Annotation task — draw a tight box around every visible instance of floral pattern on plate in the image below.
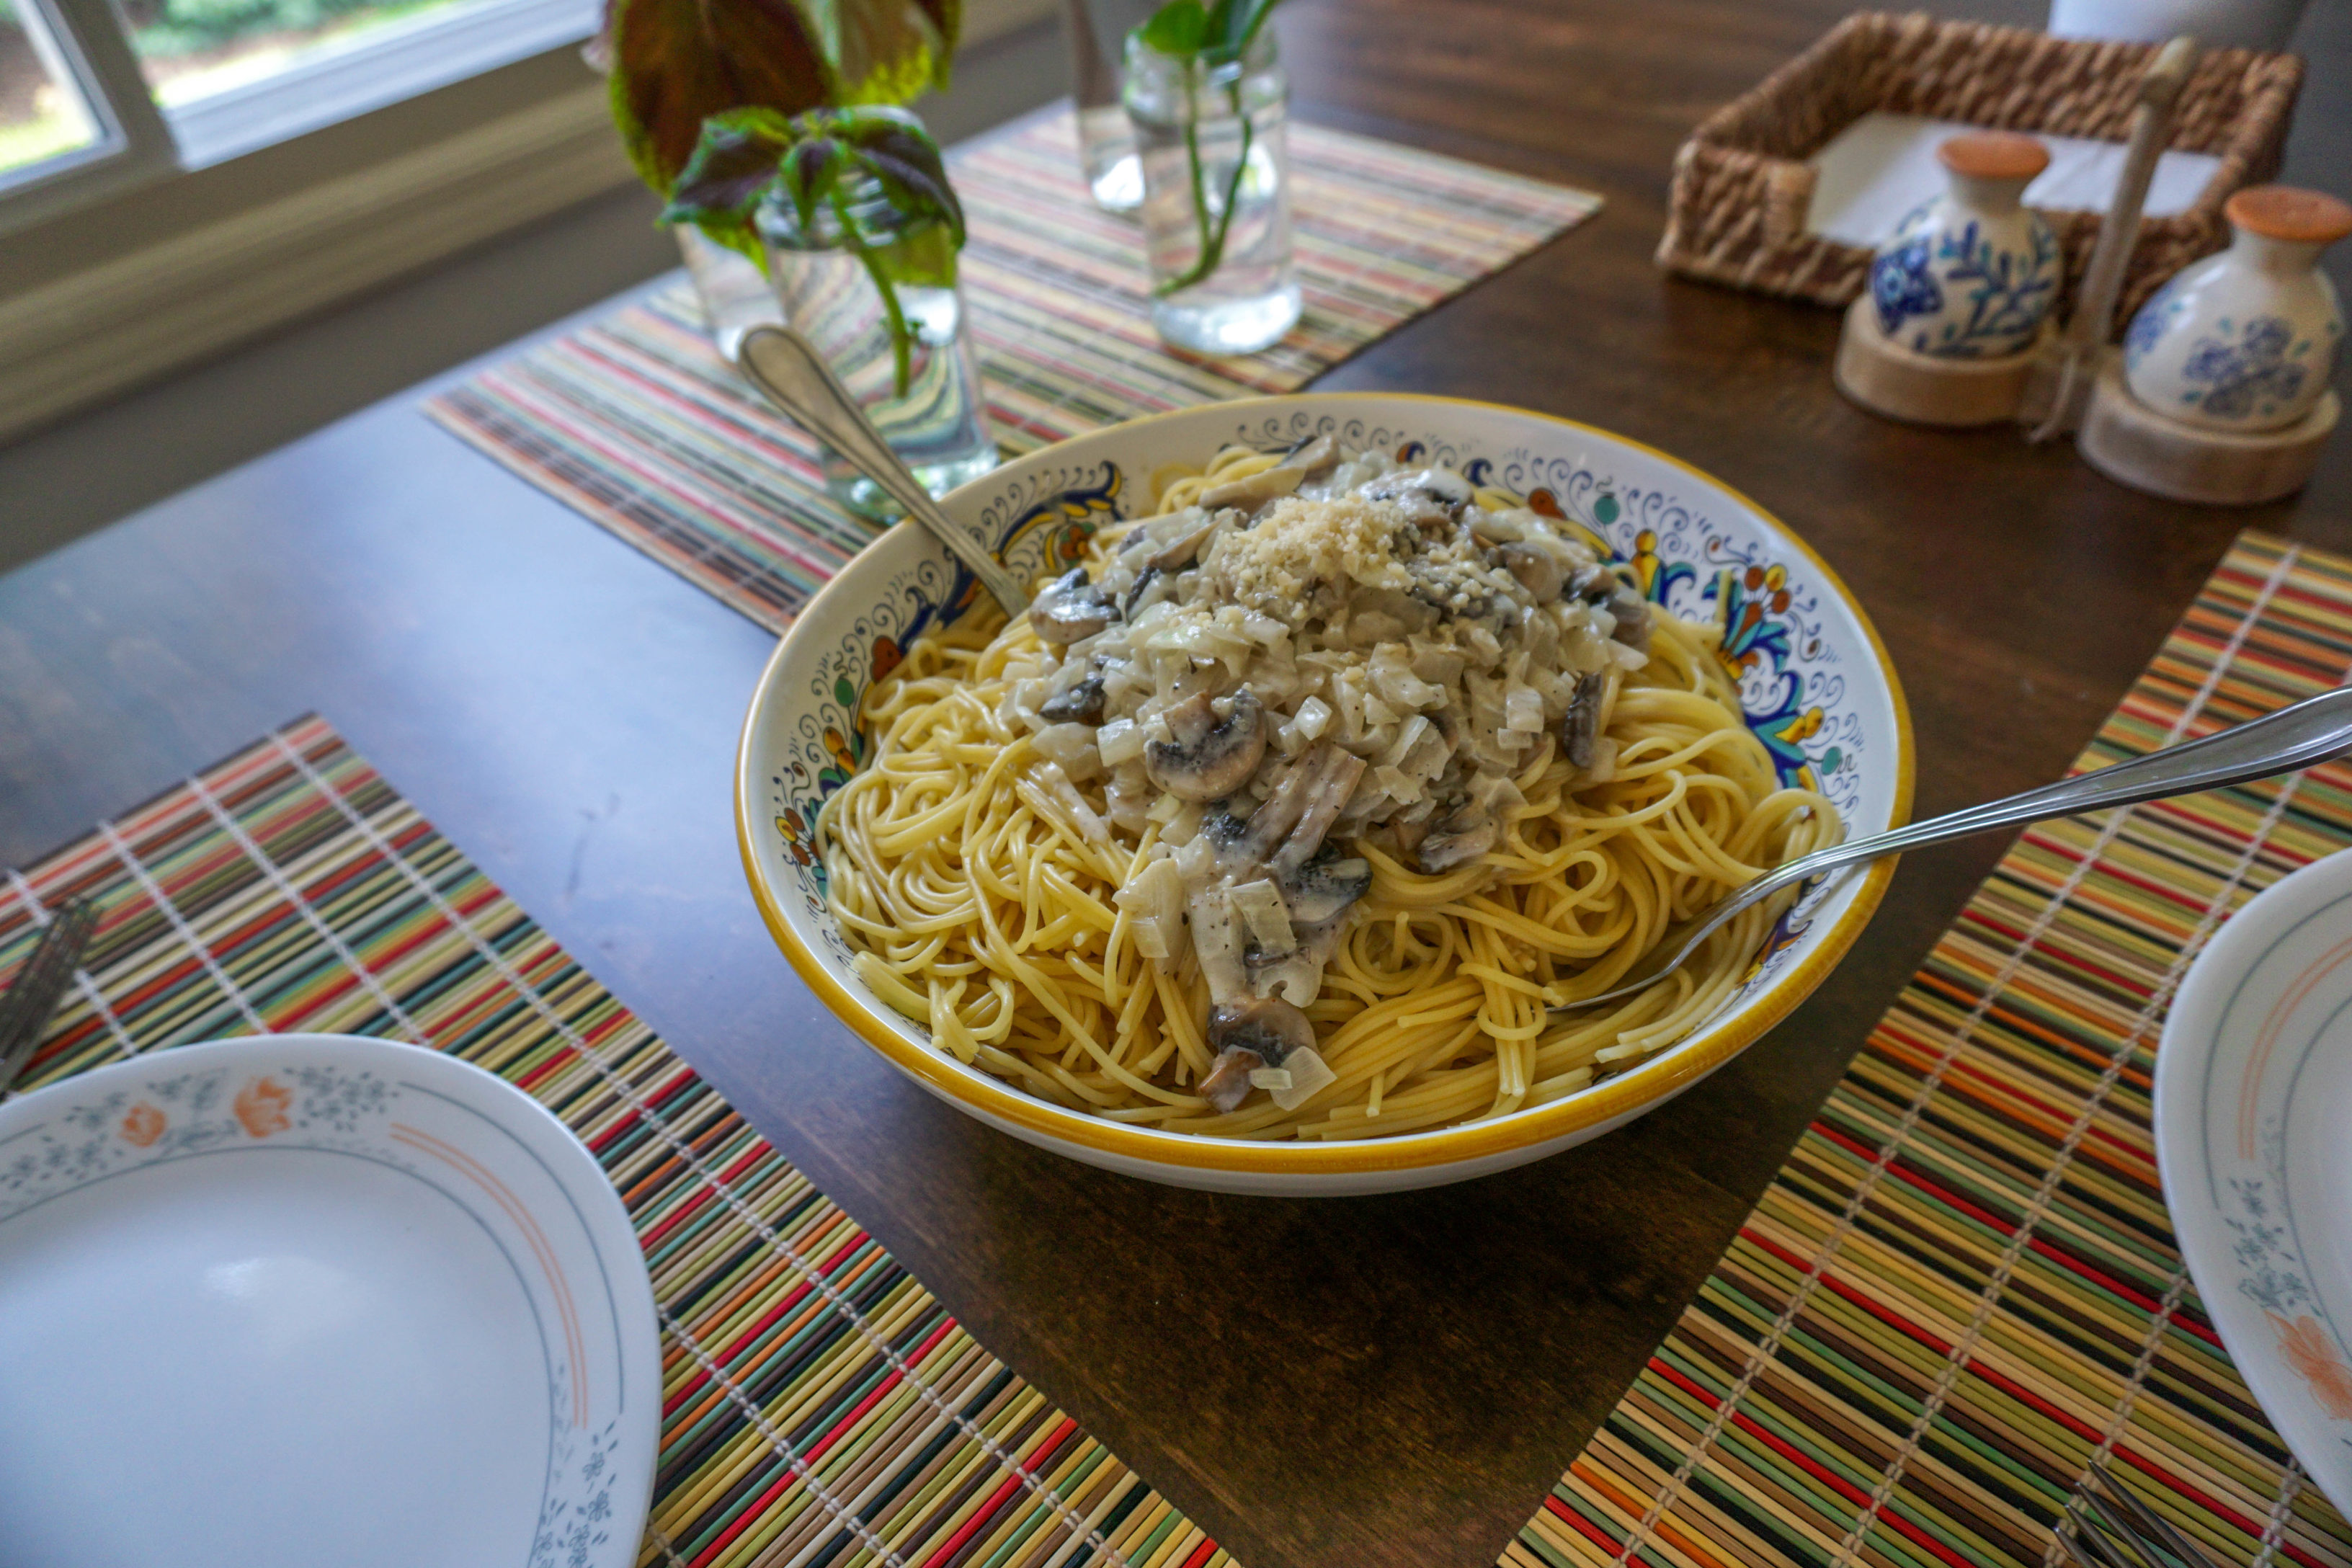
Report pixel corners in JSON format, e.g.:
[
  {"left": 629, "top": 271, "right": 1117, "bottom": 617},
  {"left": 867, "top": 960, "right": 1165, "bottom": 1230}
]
[{"left": 0, "top": 1035, "right": 655, "bottom": 1568}]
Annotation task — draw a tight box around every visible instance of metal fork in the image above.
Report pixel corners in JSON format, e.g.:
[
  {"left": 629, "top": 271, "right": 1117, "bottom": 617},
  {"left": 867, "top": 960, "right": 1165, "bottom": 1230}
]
[
  {"left": 0, "top": 896, "right": 99, "bottom": 1091},
  {"left": 1554, "top": 684, "right": 2352, "bottom": 1012},
  {"left": 2057, "top": 1463, "right": 2221, "bottom": 1568}
]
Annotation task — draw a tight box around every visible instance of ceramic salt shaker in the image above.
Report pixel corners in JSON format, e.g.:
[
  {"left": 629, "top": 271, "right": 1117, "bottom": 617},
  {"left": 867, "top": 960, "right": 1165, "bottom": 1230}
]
[
  {"left": 2122, "top": 186, "right": 2350, "bottom": 432},
  {"left": 1868, "top": 133, "right": 2062, "bottom": 358}
]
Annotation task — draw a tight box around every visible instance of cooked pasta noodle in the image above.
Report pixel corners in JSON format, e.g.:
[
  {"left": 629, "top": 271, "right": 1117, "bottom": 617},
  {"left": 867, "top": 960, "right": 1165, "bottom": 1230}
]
[{"left": 819, "top": 440, "right": 1838, "bottom": 1140}]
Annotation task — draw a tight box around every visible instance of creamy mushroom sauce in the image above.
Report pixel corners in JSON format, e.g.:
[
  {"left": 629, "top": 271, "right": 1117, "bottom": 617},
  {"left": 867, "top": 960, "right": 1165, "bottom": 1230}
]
[{"left": 1004, "top": 437, "right": 1657, "bottom": 1113}]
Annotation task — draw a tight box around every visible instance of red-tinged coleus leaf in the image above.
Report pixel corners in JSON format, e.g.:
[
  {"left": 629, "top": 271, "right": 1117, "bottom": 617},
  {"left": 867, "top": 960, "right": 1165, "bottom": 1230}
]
[
  {"left": 662, "top": 105, "right": 963, "bottom": 281},
  {"left": 609, "top": 0, "right": 961, "bottom": 193},
  {"left": 661, "top": 107, "right": 801, "bottom": 226}
]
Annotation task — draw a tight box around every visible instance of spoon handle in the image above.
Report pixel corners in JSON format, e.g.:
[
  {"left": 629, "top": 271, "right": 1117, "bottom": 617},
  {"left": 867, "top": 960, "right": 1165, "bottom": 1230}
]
[
  {"left": 734, "top": 324, "right": 1028, "bottom": 617},
  {"left": 1565, "top": 684, "right": 2352, "bottom": 1010}
]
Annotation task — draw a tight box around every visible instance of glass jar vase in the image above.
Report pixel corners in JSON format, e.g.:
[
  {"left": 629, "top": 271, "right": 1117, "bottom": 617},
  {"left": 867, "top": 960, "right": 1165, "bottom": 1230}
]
[
  {"left": 757, "top": 172, "right": 999, "bottom": 521},
  {"left": 1061, "top": 0, "right": 1154, "bottom": 211},
  {"left": 1122, "top": 27, "right": 1300, "bottom": 355}
]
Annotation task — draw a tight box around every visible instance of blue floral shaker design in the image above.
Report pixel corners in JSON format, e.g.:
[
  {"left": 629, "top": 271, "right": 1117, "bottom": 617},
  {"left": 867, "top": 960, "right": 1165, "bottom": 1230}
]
[
  {"left": 1868, "top": 133, "right": 2060, "bottom": 359},
  {"left": 2122, "top": 186, "right": 2349, "bottom": 433}
]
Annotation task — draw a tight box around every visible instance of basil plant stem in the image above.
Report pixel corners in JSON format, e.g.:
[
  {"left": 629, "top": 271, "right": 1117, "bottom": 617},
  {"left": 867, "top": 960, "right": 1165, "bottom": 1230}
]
[{"left": 1154, "top": 72, "right": 1255, "bottom": 299}]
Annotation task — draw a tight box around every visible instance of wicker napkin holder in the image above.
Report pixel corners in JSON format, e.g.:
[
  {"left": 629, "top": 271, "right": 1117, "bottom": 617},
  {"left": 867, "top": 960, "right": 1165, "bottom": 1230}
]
[{"left": 1656, "top": 13, "right": 2303, "bottom": 328}]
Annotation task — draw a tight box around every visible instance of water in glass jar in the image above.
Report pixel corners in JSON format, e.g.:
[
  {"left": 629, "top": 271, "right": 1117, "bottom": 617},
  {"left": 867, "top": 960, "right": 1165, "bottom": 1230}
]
[
  {"left": 1126, "top": 34, "right": 1300, "bottom": 356},
  {"left": 760, "top": 192, "right": 999, "bottom": 520}
]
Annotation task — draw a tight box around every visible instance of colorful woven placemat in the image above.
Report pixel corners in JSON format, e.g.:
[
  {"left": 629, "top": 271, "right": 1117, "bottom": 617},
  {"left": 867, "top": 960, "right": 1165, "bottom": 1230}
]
[
  {"left": 1505, "top": 530, "right": 2352, "bottom": 1568},
  {"left": 0, "top": 715, "right": 1227, "bottom": 1568},
  {"left": 424, "top": 107, "right": 1600, "bottom": 633}
]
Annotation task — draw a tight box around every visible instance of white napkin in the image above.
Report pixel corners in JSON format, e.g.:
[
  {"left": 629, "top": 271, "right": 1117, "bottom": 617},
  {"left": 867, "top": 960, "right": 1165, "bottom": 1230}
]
[{"left": 1802, "top": 111, "right": 2223, "bottom": 248}]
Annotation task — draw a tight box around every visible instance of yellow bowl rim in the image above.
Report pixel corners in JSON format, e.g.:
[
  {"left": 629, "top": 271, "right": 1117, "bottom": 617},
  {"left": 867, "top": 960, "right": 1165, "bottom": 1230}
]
[{"left": 735, "top": 392, "right": 1916, "bottom": 1177}]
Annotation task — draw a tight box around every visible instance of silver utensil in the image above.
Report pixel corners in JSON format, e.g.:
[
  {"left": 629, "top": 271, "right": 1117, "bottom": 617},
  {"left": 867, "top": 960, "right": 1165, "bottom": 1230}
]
[
  {"left": 733, "top": 324, "right": 1027, "bottom": 616},
  {"left": 1557, "top": 684, "right": 2352, "bottom": 1012},
  {"left": 2055, "top": 1461, "right": 2219, "bottom": 1568},
  {"left": 0, "top": 896, "right": 99, "bottom": 1090}
]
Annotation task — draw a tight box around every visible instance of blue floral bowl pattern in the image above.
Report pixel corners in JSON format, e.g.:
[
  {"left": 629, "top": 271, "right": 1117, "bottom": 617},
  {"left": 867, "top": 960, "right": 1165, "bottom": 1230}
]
[
  {"left": 1869, "top": 198, "right": 2059, "bottom": 359},
  {"left": 736, "top": 395, "right": 1915, "bottom": 1194}
]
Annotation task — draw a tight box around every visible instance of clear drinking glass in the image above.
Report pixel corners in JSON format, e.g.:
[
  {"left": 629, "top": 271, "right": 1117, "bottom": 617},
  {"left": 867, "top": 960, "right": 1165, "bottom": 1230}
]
[
  {"left": 1061, "top": 0, "right": 1154, "bottom": 211},
  {"left": 757, "top": 175, "right": 999, "bottom": 521},
  {"left": 1123, "top": 28, "right": 1301, "bottom": 355}
]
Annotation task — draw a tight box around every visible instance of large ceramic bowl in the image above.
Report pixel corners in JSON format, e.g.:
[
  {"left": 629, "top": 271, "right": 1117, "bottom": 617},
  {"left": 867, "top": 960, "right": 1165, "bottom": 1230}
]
[{"left": 738, "top": 394, "right": 1914, "bottom": 1195}]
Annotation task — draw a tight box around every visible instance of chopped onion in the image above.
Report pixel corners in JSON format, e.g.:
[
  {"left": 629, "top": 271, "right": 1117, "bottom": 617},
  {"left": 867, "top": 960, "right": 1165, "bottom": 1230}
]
[
  {"left": 1096, "top": 717, "right": 1147, "bottom": 765},
  {"left": 1229, "top": 878, "right": 1296, "bottom": 954},
  {"left": 1504, "top": 685, "right": 1546, "bottom": 734},
  {"left": 1269, "top": 1047, "right": 1335, "bottom": 1110},
  {"left": 1127, "top": 914, "right": 1170, "bottom": 960},
  {"left": 1249, "top": 1067, "right": 1294, "bottom": 1092},
  {"left": 1033, "top": 723, "right": 1104, "bottom": 779}
]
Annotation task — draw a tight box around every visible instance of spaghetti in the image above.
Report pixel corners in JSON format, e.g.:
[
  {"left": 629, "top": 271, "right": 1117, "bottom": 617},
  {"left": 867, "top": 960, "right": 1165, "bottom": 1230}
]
[{"left": 819, "top": 440, "right": 1839, "bottom": 1140}]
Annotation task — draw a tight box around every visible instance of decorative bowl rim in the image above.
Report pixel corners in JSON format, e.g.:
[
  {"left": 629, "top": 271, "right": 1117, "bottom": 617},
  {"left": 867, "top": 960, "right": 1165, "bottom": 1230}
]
[{"left": 735, "top": 392, "right": 1917, "bottom": 1176}]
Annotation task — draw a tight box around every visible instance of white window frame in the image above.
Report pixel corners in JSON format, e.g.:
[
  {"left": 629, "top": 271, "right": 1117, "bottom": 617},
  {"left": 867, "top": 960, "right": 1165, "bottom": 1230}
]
[
  {"left": 1, "top": 0, "right": 600, "bottom": 232},
  {"left": 161, "top": 0, "right": 599, "bottom": 168},
  {"left": 2, "top": 0, "right": 179, "bottom": 227}
]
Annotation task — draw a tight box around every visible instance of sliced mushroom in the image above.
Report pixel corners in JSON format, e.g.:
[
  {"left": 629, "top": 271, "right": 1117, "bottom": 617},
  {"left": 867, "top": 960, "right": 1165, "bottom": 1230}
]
[
  {"left": 1200, "top": 996, "right": 1317, "bottom": 1112},
  {"left": 1363, "top": 466, "right": 1473, "bottom": 529},
  {"left": 1275, "top": 434, "right": 1338, "bottom": 475},
  {"left": 1146, "top": 690, "right": 1266, "bottom": 802},
  {"left": 1268, "top": 747, "right": 1367, "bottom": 878},
  {"left": 1559, "top": 671, "right": 1605, "bottom": 770},
  {"left": 1112, "top": 512, "right": 1184, "bottom": 553},
  {"left": 1417, "top": 807, "right": 1497, "bottom": 874},
  {"left": 1028, "top": 569, "right": 1115, "bottom": 646},
  {"left": 1285, "top": 852, "right": 1372, "bottom": 926},
  {"left": 1567, "top": 564, "right": 1653, "bottom": 651},
  {"left": 1497, "top": 541, "right": 1563, "bottom": 602},
  {"left": 1122, "top": 566, "right": 1170, "bottom": 620},
  {"left": 1198, "top": 465, "right": 1305, "bottom": 511},
  {"left": 1039, "top": 669, "right": 1106, "bottom": 724},
  {"left": 1605, "top": 589, "right": 1652, "bottom": 652},
  {"left": 1389, "top": 812, "right": 1433, "bottom": 859},
  {"left": 1144, "top": 512, "right": 1225, "bottom": 573}
]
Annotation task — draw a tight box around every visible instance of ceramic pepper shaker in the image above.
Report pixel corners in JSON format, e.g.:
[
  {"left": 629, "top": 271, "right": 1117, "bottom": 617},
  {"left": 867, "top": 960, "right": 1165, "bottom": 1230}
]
[
  {"left": 1868, "top": 133, "right": 2062, "bottom": 358},
  {"left": 2122, "top": 186, "right": 2351, "bottom": 432}
]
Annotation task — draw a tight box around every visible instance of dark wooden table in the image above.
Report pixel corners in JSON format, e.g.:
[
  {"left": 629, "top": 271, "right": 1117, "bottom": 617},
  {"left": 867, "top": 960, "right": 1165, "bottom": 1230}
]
[{"left": 4, "top": 2, "right": 2348, "bottom": 1563}]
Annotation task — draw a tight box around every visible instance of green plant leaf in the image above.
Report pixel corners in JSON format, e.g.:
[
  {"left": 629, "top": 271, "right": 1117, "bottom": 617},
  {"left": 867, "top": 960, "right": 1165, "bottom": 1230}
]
[
  {"left": 855, "top": 127, "right": 964, "bottom": 245},
  {"left": 868, "top": 219, "right": 960, "bottom": 290},
  {"left": 1221, "top": 0, "right": 1280, "bottom": 56},
  {"left": 1137, "top": 0, "right": 1208, "bottom": 57},
  {"left": 608, "top": 0, "right": 959, "bottom": 193}
]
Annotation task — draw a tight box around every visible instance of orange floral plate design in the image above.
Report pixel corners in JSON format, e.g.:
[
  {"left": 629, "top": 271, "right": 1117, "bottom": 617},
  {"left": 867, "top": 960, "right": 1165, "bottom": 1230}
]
[
  {"left": 0, "top": 1033, "right": 659, "bottom": 1567},
  {"left": 2160, "top": 848, "right": 2352, "bottom": 1507}
]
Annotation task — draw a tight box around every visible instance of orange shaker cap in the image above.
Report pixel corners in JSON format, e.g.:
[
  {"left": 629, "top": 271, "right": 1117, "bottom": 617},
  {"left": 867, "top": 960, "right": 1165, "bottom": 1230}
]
[
  {"left": 2224, "top": 186, "right": 2352, "bottom": 245},
  {"left": 1936, "top": 133, "right": 2051, "bottom": 182}
]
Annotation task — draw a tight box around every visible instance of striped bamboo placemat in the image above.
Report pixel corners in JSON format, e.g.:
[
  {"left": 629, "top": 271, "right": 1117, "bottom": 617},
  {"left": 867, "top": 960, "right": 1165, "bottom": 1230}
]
[
  {"left": 1506, "top": 530, "right": 2352, "bottom": 1568},
  {"left": 424, "top": 107, "right": 1601, "bottom": 633},
  {"left": 0, "top": 715, "right": 1229, "bottom": 1568}
]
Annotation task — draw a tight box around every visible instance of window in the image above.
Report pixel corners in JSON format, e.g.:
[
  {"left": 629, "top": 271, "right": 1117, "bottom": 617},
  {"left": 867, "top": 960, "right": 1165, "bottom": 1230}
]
[
  {"left": 0, "top": 0, "right": 1049, "bottom": 443},
  {"left": 0, "top": 0, "right": 594, "bottom": 226}
]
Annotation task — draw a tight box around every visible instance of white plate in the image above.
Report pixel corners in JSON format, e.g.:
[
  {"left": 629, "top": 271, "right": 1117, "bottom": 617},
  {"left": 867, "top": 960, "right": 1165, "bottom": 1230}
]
[
  {"left": 2158, "top": 849, "right": 2352, "bottom": 1510},
  {"left": 0, "top": 1033, "right": 659, "bottom": 1568}
]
